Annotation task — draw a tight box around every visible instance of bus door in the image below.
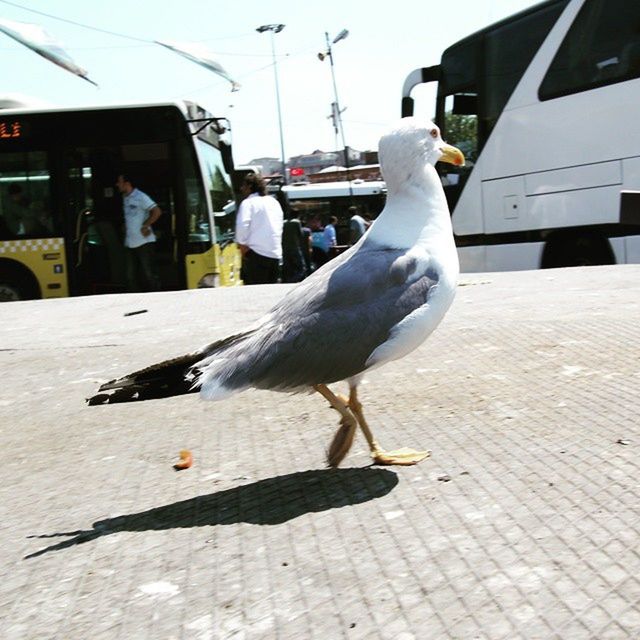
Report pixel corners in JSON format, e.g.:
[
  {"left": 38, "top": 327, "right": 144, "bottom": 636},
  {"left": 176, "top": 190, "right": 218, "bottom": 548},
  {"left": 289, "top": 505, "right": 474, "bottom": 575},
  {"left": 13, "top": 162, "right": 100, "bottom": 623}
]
[
  {"left": 64, "top": 146, "right": 127, "bottom": 295},
  {"left": 119, "top": 142, "right": 182, "bottom": 291},
  {"left": 64, "top": 142, "right": 181, "bottom": 295}
]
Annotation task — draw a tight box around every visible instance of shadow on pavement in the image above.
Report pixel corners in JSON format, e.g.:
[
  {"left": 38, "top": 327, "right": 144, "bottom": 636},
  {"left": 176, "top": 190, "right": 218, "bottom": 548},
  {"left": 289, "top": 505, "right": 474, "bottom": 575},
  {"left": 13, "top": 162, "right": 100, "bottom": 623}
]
[{"left": 25, "top": 467, "right": 398, "bottom": 559}]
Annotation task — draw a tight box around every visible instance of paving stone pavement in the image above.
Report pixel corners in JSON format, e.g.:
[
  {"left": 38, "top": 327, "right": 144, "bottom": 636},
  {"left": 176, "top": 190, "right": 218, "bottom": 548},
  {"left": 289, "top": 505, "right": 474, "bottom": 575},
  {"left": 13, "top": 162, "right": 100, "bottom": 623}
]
[{"left": 0, "top": 265, "right": 638, "bottom": 640}]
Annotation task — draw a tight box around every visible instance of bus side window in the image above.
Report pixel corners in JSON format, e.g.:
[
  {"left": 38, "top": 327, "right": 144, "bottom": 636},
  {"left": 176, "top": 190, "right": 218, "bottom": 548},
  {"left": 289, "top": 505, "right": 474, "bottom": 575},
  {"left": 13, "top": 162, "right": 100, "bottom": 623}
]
[
  {"left": 0, "top": 151, "right": 54, "bottom": 239},
  {"left": 540, "top": 0, "right": 640, "bottom": 100}
]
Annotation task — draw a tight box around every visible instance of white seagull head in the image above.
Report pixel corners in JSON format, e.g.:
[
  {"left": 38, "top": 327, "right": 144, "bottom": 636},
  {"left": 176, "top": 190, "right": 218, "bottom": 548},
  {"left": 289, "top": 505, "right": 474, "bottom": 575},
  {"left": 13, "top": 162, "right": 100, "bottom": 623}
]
[{"left": 379, "top": 117, "right": 465, "bottom": 193}]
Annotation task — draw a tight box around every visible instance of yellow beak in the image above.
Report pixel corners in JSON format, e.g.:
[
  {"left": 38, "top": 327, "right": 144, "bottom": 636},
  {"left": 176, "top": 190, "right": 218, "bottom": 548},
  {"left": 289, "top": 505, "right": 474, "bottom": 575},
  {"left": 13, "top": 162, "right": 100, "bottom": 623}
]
[{"left": 439, "top": 143, "right": 465, "bottom": 167}]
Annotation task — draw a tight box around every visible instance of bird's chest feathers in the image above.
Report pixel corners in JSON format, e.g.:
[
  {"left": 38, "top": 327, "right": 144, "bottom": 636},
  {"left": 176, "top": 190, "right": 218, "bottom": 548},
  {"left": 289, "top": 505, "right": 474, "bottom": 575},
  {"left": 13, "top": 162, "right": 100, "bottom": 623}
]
[
  {"left": 368, "top": 185, "right": 451, "bottom": 249},
  {"left": 363, "top": 243, "right": 457, "bottom": 371}
]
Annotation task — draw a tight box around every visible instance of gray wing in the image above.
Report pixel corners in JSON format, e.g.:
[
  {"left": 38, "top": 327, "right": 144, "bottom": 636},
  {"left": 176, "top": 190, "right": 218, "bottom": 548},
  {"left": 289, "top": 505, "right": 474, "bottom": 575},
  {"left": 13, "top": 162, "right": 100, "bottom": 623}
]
[{"left": 203, "top": 243, "right": 439, "bottom": 392}]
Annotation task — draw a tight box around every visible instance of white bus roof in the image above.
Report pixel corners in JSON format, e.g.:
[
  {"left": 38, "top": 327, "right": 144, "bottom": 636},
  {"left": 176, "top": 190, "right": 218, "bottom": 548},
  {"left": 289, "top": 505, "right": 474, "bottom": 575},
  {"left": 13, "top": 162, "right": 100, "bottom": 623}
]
[
  {"left": 283, "top": 180, "right": 386, "bottom": 199},
  {"left": 316, "top": 163, "right": 380, "bottom": 173}
]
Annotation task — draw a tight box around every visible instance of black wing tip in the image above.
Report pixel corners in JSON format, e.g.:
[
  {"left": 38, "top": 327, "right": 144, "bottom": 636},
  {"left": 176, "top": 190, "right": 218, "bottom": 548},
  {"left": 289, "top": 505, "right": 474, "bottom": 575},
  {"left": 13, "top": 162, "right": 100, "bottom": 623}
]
[
  {"left": 97, "top": 377, "right": 133, "bottom": 392},
  {"left": 86, "top": 393, "right": 111, "bottom": 406},
  {"left": 86, "top": 379, "right": 198, "bottom": 405},
  {"left": 86, "top": 385, "right": 143, "bottom": 405}
]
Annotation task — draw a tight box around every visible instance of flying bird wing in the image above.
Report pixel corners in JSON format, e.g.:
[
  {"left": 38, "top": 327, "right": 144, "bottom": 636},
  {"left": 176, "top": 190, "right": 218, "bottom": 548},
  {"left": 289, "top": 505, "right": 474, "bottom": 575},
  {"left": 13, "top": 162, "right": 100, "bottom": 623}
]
[
  {"left": 0, "top": 18, "right": 97, "bottom": 86},
  {"left": 155, "top": 40, "right": 240, "bottom": 91}
]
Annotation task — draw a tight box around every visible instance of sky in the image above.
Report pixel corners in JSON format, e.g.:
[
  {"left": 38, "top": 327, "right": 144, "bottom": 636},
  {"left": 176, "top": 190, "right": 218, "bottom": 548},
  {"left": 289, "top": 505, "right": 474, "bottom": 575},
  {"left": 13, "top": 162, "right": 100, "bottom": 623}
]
[{"left": 0, "top": 0, "right": 539, "bottom": 165}]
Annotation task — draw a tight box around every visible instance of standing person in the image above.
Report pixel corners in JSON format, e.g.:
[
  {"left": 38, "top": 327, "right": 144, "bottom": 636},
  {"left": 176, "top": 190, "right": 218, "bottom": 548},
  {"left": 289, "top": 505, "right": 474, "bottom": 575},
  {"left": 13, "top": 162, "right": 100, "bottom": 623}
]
[
  {"left": 276, "top": 185, "right": 306, "bottom": 282},
  {"left": 277, "top": 186, "right": 305, "bottom": 282},
  {"left": 299, "top": 215, "right": 313, "bottom": 276},
  {"left": 309, "top": 215, "right": 328, "bottom": 270},
  {"left": 281, "top": 211, "right": 307, "bottom": 283},
  {"left": 323, "top": 215, "right": 338, "bottom": 253},
  {"left": 235, "top": 173, "right": 283, "bottom": 284},
  {"left": 115, "top": 173, "right": 162, "bottom": 292},
  {"left": 349, "top": 205, "right": 366, "bottom": 245}
]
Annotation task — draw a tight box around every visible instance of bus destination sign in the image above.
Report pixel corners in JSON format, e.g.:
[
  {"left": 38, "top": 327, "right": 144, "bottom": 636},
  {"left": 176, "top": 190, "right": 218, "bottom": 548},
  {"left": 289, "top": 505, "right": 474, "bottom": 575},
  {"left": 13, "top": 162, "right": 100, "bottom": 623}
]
[{"left": 0, "top": 120, "right": 23, "bottom": 139}]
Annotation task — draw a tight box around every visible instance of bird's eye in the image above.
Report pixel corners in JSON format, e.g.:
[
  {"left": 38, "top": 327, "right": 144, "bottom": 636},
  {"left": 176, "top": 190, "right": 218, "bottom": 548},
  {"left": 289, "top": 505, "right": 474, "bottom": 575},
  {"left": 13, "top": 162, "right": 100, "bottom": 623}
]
[{"left": 430, "top": 128, "right": 439, "bottom": 139}]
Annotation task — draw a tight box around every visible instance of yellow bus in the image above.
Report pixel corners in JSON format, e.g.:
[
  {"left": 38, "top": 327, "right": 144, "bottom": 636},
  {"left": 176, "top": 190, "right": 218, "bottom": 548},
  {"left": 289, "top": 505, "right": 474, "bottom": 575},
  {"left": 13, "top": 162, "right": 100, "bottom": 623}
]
[{"left": 0, "top": 100, "right": 242, "bottom": 301}]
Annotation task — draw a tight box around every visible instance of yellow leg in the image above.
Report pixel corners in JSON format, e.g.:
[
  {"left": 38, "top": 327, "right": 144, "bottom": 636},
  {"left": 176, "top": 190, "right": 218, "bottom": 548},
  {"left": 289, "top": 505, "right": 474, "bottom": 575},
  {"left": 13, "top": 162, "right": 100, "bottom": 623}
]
[
  {"left": 348, "top": 386, "right": 431, "bottom": 466},
  {"left": 314, "top": 384, "right": 357, "bottom": 468}
]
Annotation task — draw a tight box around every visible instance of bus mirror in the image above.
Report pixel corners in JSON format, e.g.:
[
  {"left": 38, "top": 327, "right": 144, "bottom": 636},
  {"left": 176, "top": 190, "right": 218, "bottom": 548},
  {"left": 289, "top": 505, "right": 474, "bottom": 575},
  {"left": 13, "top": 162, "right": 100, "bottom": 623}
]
[
  {"left": 452, "top": 94, "right": 478, "bottom": 115},
  {"left": 401, "top": 97, "right": 414, "bottom": 118}
]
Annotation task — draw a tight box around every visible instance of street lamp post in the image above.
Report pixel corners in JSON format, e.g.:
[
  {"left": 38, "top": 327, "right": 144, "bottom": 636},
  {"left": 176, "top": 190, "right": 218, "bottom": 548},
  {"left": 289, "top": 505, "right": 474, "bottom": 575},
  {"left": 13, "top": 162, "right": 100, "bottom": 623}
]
[
  {"left": 318, "top": 29, "right": 351, "bottom": 190},
  {"left": 256, "top": 23, "right": 287, "bottom": 184}
]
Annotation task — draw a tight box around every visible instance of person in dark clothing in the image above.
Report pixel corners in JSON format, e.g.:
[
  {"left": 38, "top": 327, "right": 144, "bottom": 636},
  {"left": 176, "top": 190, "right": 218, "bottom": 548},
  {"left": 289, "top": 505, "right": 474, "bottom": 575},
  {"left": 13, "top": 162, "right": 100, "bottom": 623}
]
[
  {"left": 299, "top": 215, "right": 313, "bottom": 276},
  {"left": 281, "top": 207, "right": 307, "bottom": 283}
]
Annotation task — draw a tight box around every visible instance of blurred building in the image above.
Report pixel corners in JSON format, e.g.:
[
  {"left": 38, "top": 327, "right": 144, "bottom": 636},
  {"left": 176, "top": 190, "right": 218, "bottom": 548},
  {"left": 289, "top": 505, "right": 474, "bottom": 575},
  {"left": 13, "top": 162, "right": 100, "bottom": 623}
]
[
  {"left": 243, "top": 147, "right": 379, "bottom": 183},
  {"left": 245, "top": 157, "right": 284, "bottom": 178},
  {"left": 286, "top": 150, "right": 340, "bottom": 179},
  {"left": 307, "top": 163, "right": 382, "bottom": 183}
]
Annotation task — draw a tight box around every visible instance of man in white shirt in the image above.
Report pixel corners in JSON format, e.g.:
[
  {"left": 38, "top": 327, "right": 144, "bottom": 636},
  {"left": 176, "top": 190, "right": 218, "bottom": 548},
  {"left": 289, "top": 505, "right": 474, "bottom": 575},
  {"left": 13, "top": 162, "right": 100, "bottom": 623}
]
[
  {"left": 116, "top": 174, "right": 162, "bottom": 292},
  {"left": 235, "top": 173, "right": 283, "bottom": 284},
  {"left": 349, "top": 206, "right": 366, "bottom": 245}
]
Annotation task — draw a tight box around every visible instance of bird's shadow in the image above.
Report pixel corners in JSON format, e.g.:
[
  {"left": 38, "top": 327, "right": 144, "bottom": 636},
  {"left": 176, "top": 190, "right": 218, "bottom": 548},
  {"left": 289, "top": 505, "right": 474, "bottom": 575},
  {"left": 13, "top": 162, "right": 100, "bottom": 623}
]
[{"left": 25, "top": 467, "right": 398, "bottom": 559}]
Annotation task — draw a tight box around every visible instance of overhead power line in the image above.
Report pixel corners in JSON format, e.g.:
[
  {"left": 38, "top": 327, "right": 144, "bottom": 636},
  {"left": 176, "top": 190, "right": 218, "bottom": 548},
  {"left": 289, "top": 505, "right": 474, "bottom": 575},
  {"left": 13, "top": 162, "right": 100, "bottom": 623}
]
[
  {"left": 0, "top": 0, "right": 148, "bottom": 42},
  {"left": 0, "top": 0, "right": 257, "bottom": 47}
]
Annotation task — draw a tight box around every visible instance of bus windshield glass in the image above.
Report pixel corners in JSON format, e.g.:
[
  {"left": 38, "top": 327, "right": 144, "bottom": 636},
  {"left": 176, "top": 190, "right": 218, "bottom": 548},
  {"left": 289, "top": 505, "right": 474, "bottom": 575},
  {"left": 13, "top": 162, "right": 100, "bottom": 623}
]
[{"left": 195, "top": 138, "right": 235, "bottom": 244}]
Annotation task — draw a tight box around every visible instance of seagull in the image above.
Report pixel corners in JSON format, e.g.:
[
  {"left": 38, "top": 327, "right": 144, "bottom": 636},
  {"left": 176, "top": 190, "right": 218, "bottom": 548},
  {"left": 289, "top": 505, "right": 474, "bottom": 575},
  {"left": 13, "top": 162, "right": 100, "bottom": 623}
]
[{"left": 88, "top": 117, "right": 464, "bottom": 467}]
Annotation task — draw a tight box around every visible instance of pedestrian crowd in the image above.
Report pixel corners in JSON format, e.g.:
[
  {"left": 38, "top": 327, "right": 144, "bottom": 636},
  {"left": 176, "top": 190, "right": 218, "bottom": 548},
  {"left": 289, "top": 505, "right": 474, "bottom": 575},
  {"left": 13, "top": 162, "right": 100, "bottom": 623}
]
[{"left": 235, "top": 173, "right": 372, "bottom": 285}]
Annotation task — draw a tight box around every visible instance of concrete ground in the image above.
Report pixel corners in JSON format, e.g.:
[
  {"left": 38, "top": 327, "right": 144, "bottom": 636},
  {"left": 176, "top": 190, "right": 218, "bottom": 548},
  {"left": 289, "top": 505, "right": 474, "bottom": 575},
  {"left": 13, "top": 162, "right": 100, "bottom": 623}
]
[{"left": 0, "top": 265, "right": 638, "bottom": 639}]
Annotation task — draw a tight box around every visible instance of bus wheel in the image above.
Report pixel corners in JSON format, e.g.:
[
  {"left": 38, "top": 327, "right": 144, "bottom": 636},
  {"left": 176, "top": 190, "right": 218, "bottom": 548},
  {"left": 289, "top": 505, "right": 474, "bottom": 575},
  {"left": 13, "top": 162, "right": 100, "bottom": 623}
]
[
  {"left": 0, "top": 264, "right": 40, "bottom": 302},
  {"left": 0, "top": 282, "right": 24, "bottom": 302},
  {"left": 541, "top": 232, "right": 615, "bottom": 268}
]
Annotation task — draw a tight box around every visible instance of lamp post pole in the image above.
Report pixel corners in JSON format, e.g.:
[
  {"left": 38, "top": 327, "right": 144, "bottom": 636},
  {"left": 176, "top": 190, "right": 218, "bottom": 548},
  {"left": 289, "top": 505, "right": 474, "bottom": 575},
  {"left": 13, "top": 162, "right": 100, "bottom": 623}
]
[
  {"left": 319, "top": 29, "right": 351, "bottom": 194},
  {"left": 257, "top": 23, "right": 287, "bottom": 184}
]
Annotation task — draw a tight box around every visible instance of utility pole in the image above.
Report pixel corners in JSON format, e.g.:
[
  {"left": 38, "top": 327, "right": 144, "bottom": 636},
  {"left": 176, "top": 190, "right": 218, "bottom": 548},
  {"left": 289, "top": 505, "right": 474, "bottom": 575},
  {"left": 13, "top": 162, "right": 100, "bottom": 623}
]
[{"left": 257, "top": 23, "right": 287, "bottom": 184}]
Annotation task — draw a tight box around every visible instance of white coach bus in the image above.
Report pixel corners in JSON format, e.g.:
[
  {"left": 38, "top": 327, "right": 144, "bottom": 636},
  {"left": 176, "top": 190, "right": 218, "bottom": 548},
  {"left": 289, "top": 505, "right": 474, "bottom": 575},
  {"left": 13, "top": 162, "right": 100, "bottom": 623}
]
[{"left": 402, "top": 0, "right": 640, "bottom": 271}]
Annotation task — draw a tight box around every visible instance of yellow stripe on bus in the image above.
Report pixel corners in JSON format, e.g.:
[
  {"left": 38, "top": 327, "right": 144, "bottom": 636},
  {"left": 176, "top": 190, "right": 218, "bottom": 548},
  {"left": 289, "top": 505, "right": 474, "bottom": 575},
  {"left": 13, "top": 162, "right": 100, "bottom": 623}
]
[{"left": 0, "top": 237, "right": 69, "bottom": 298}]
